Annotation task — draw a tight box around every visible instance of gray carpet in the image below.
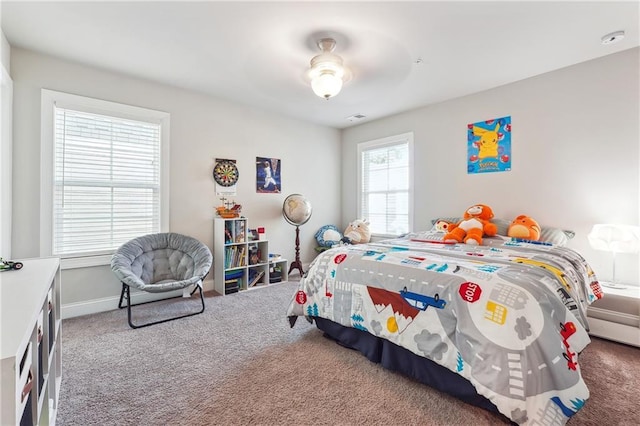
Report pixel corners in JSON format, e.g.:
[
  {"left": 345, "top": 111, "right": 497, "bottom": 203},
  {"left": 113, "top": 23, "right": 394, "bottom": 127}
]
[{"left": 58, "top": 281, "right": 640, "bottom": 425}]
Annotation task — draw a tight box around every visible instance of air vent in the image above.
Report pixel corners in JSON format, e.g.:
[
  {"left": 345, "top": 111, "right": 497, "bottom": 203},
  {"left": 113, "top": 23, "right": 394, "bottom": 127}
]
[{"left": 346, "top": 114, "right": 366, "bottom": 122}]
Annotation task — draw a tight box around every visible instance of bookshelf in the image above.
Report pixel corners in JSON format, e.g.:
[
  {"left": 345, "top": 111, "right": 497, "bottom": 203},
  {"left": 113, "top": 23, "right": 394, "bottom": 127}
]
[{"left": 214, "top": 217, "right": 288, "bottom": 295}]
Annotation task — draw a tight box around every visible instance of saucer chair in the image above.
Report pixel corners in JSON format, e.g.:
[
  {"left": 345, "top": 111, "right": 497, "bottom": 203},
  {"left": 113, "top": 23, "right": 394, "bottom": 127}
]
[{"left": 111, "top": 232, "right": 213, "bottom": 329}]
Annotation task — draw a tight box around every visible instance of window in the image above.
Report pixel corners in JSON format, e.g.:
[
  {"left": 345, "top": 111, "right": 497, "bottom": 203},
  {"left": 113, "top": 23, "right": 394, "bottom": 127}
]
[
  {"left": 41, "top": 90, "right": 169, "bottom": 269},
  {"left": 357, "top": 132, "right": 413, "bottom": 237}
]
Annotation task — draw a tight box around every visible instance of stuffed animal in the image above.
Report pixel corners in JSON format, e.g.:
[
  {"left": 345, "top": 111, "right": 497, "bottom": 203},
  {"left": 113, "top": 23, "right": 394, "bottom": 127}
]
[
  {"left": 434, "top": 219, "right": 454, "bottom": 233},
  {"left": 444, "top": 204, "right": 497, "bottom": 245},
  {"left": 343, "top": 219, "right": 371, "bottom": 244},
  {"left": 315, "top": 225, "right": 343, "bottom": 248},
  {"left": 507, "top": 215, "right": 541, "bottom": 241}
]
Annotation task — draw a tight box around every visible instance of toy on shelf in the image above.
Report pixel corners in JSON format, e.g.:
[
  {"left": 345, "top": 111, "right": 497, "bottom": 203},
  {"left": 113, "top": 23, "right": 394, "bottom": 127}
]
[
  {"left": 0, "top": 258, "right": 23, "bottom": 272},
  {"left": 216, "top": 197, "right": 242, "bottom": 218}
]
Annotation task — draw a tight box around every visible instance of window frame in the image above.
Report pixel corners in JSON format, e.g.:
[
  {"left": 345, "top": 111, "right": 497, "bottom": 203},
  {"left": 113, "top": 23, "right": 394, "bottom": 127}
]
[
  {"left": 357, "top": 132, "right": 414, "bottom": 238},
  {"left": 40, "top": 89, "right": 170, "bottom": 269}
]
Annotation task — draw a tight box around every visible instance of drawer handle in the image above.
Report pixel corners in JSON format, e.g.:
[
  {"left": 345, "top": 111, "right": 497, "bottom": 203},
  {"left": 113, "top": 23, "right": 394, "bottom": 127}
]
[{"left": 21, "top": 369, "right": 33, "bottom": 403}]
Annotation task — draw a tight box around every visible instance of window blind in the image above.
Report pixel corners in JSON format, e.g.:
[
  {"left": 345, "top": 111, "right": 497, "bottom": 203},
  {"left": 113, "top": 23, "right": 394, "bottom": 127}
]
[
  {"left": 361, "top": 142, "right": 410, "bottom": 236},
  {"left": 53, "top": 106, "right": 161, "bottom": 256}
]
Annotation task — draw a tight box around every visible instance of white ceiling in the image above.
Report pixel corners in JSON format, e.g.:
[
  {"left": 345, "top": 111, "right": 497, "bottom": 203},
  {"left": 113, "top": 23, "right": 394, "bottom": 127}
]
[{"left": 1, "top": 1, "right": 638, "bottom": 129}]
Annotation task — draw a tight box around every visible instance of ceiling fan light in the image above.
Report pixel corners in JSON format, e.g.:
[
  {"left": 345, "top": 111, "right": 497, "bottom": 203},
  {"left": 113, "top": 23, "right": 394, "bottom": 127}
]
[
  {"left": 310, "top": 52, "right": 343, "bottom": 73},
  {"left": 308, "top": 37, "right": 347, "bottom": 100},
  {"left": 311, "top": 72, "right": 343, "bottom": 99}
]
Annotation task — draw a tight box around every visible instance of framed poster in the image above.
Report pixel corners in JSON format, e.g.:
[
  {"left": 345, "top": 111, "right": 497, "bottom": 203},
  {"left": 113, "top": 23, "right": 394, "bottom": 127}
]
[
  {"left": 467, "top": 116, "right": 511, "bottom": 174},
  {"left": 256, "top": 157, "right": 281, "bottom": 193}
]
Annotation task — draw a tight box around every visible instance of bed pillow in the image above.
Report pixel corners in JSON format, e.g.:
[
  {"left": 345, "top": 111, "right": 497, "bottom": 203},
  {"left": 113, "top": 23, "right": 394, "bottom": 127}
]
[
  {"left": 430, "top": 217, "right": 574, "bottom": 246},
  {"left": 539, "top": 227, "right": 575, "bottom": 246},
  {"left": 410, "top": 230, "right": 447, "bottom": 242}
]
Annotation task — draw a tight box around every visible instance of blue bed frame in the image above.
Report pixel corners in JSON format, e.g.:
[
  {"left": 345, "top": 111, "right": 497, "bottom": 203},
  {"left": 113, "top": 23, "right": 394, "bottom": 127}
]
[{"left": 313, "top": 317, "right": 513, "bottom": 424}]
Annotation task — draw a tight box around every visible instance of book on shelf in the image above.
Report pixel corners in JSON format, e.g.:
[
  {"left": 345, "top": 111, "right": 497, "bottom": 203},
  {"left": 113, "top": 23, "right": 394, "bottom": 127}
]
[
  {"left": 226, "top": 276, "right": 244, "bottom": 291},
  {"left": 248, "top": 270, "right": 265, "bottom": 287},
  {"left": 224, "top": 245, "right": 246, "bottom": 268},
  {"left": 224, "top": 222, "right": 234, "bottom": 243},
  {"left": 225, "top": 269, "right": 244, "bottom": 280},
  {"left": 234, "top": 220, "right": 246, "bottom": 243}
]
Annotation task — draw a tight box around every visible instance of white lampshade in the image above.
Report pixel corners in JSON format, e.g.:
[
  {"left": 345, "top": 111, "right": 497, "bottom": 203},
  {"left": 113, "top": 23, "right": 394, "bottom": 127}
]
[
  {"left": 588, "top": 223, "right": 640, "bottom": 287},
  {"left": 588, "top": 224, "right": 640, "bottom": 254},
  {"left": 311, "top": 72, "right": 343, "bottom": 99}
]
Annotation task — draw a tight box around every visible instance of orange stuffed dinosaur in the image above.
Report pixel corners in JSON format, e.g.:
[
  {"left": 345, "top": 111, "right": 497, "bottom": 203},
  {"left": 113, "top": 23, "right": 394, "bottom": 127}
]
[{"left": 444, "top": 204, "right": 498, "bottom": 245}]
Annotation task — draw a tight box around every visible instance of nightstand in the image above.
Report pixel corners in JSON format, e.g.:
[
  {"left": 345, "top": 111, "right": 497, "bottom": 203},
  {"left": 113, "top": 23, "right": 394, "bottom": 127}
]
[
  {"left": 599, "top": 282, "right": 640, "bottom": 297},
  {"left": 587, "top": 282, "right": 640, "bottom": 347}
]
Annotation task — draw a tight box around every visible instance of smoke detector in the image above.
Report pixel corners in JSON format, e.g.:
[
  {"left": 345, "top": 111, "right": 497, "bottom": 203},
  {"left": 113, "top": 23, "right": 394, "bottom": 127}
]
[
  {"left": 346, "top": 114, "right": 366, "bottom": 122},
  {"left": 601, "top": 31, "right": 625, "bottom": 45}
]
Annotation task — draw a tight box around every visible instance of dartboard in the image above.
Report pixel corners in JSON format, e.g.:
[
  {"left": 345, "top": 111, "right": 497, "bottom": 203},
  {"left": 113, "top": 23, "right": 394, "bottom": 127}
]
[{"left": 213, "top": 160, "right": 239, "bottom": 186}]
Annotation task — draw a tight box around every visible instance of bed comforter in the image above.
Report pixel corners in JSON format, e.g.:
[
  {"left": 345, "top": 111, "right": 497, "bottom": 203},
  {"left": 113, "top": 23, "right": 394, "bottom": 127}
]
[{"left": 287, "top": 235, "right": 603, "bottom": 425}]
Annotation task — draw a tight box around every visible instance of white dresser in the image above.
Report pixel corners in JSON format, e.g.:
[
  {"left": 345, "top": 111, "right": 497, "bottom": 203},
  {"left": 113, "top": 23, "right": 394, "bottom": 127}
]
[{"left": 1, "top": 257, "right": 61, "bottom": 425}]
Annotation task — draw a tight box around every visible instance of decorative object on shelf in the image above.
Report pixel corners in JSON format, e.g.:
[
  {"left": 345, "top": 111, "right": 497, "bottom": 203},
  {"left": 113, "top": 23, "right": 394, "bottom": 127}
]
[
  {"left": 248, "top": 228, "right": 259, "bottom": 241},
  {"left": 269, "top": 253, "right": 282, "bottom": 261},
  {"left": 213, "top": 158, "right": 239, "bottom": 195},
  {"left": 249, "top": 245, "right": 260, "bottom": 265},
  {"left": 283, "top": 193, "right": 312, "bottom": 276},
  {"left": 256, "top": 157, "right": 281, "bottom": 193},
  {"left": 588, "top": 223, "right": 640, "bottom": 289},
  {"left": 308, "top": 37, "right": 351, "bottom": 100},
  {"left": 215, "top": 197, "right": 242, "bottom": 218}
]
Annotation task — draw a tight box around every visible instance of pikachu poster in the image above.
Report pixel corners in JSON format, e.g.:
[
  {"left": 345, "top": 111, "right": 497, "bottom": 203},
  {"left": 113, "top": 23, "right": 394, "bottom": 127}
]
[{"left": 467, "top": 116, "right": 511, "bottom": 174}]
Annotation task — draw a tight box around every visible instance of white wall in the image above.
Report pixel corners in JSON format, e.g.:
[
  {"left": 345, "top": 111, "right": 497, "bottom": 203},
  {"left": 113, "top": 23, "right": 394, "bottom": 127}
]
[
  {"left": 342, "top": 48, "right": 640, "bottom": 285},
  {"left": 11, "top": 48, "right": 341, "bottom": 310},
  {"left": 0, "top": 30, "right": 11, "bottom": 258},
  {"left": 1, "top": 29, "right": 9, "bottom": 70}
]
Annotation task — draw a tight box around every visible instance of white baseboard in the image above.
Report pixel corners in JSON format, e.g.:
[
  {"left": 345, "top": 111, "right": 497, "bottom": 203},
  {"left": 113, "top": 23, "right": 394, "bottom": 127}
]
[
  {"left": 588, "top": 316, "right": 640, "bottom": 347},
  {"left": 61, "top": 279, "right": 215, "bottom": 319}
]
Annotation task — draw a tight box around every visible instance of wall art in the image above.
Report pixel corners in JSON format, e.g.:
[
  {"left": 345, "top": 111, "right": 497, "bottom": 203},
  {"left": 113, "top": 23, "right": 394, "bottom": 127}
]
[
  {"left": 256, "top": 157, "right": 281, "bottom": 193},
  {"left": 467, "top": 116, "right": 511, "bottom": 174}
]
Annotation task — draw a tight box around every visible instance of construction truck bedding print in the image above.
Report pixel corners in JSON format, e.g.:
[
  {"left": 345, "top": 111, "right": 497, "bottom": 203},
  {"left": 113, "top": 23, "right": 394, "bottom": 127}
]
[{"left": 287, "top": 234, "right": 603, "bottom": 425}]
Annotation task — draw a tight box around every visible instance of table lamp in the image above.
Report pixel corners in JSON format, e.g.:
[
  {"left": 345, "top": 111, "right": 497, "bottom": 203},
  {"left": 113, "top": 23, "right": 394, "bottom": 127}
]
[{"left": 588, "top": 224, "right": 640, "bottom": 289}]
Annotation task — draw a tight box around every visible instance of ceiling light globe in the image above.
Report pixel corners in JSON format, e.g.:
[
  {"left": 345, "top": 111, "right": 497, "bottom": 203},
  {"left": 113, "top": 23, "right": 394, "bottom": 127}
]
[{"left": 311, "top": 72, "right": 343, "bottom": 100}]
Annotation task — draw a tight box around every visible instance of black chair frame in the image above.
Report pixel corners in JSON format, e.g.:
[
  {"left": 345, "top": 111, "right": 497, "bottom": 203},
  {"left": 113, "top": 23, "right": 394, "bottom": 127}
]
[{"left": 118, "top": 283, "right": 205, "bottom": 329}]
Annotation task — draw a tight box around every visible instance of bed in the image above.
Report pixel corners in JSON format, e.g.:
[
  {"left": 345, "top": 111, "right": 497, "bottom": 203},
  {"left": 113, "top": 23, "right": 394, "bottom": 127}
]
[{"left": 287, "top": 230, "right": 603, "bottom": 425}]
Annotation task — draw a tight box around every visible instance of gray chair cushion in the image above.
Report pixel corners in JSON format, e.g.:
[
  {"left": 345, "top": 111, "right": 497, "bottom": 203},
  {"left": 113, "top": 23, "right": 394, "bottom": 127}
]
[{"left": 111, "top": 233, "right": 213, "bottom": 293}]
